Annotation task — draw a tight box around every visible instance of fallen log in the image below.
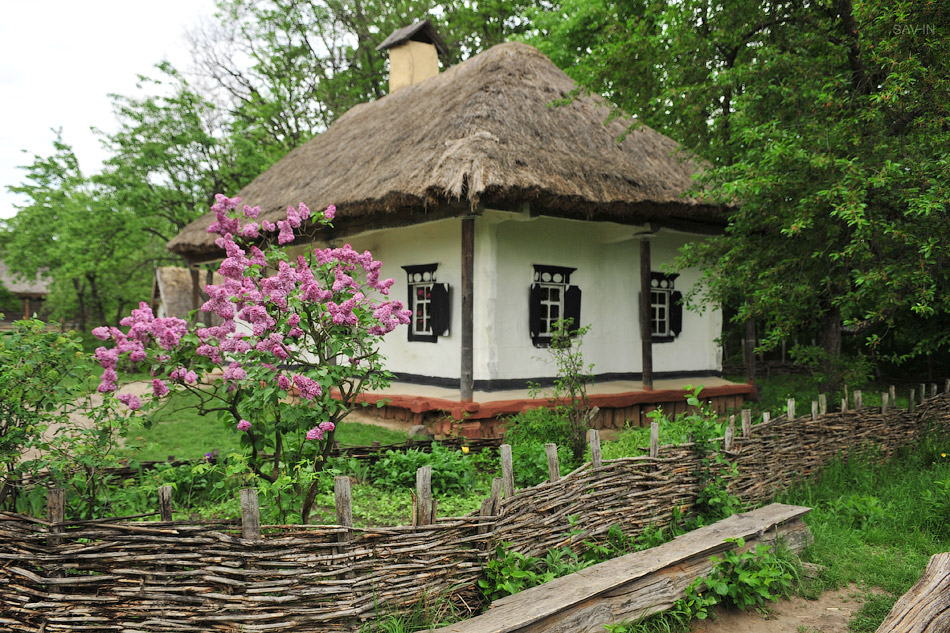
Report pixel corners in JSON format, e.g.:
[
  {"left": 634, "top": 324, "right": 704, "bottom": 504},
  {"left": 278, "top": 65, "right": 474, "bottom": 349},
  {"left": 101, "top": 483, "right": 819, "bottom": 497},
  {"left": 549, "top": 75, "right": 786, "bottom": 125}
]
[{"left": 876, "top": 552, "right": 950, "bottom": 633}]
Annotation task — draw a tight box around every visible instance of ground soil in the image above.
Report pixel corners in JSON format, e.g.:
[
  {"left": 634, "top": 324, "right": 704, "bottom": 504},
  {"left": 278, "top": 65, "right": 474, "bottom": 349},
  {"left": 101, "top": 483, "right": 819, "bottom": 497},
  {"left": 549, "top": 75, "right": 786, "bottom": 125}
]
[{"left": 690, "top": 585, "right": 882, "bottom": 633}]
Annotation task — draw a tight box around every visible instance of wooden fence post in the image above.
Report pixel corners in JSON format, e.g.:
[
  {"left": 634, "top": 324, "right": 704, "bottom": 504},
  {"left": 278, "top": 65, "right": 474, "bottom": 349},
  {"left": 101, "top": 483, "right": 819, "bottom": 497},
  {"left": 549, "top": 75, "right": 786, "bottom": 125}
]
[
  {"left": 841, "top": 398, "right": 848, "bottom": 413},
  {"left": 945, "top": 379, "right": 950, "bottom": 394},
  {"left": 787, "top": 399, "right": 795, "bottom": 420},
  {"left": 930, "top": 383, "right": 937, "bottom": 398},
  {"left": 545, "top": 443, "right": 560, "bottom": 483},
  {"left": 909, "top": 389, "right": 916, "bottom": 413},
  {"left": 881, "top": 393, "right": 889, "bottom": 413},
  {"left": 240, "top": 488, "right": 261, "bottom": 541},
  {"left": 490, "top": 477, "right": 504, "bottom": 513},
  {"left": 500, "top": 444, "right": 515, "bottom": 499},
  {"left": 854, "top": 390, "right": 863, "bottom": 410},
  {"left": 811, "top": 401, "right": 818, "bottom": 421},
  {"left": 741, "top": 409, "right": 752, "bottom": 438},
  {"left": 762, "top": 411, "right": 771, "bottom": 425},
  {"left": 157, "top": 485, "right": 173, "bottom": 522},
  {"left": 650, "top": 420, "right": 659, "bottom": 458},
  {"left": 333, "top": 476, "right": 355, "bottom": 578},
  {"left": 589, "top": 429, "right": 602, "bottom": 468},
  {"left": 334, "top": 476, "right": 353, "bottom": 537},
  {"left": 47, "top": 487, "right": 65, "bottom": 548},
  {"left": 724, "top": 416, "right": 735, "bottom": 452},
  {"left": 819, "top": 394, "right": 827, "bottom": 416},
  {"left": 415, "top": 466, "right": 433, "bottom": 527},
  {"left": 890, "top": 385, "right": 897, "bottom": 404},
  {"left": 919, "top": 384, "right": 926, "bottom": 403}
]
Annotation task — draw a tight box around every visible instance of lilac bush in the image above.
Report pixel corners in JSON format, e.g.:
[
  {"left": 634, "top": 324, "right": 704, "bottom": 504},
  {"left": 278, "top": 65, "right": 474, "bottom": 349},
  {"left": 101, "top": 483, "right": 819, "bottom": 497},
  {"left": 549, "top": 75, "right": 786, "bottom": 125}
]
[{"left": 93, "top": 195, "right": 410, "bottom": 522}]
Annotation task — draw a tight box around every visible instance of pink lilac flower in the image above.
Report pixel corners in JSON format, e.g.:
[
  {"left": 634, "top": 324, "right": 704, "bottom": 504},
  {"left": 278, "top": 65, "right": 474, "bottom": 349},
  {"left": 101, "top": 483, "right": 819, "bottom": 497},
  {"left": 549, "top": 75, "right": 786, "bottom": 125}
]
[
  {"left": 319, "top": 421, "right": 335, "bottom": 433},
  {"left": 91, "top": 327, "right": 110, "bottom": 340},
  {"left": 237, "top": 419, "right": 251, "bottom": 432},
  {"left": 152, "top": 379, "right": 169, "bottom": 398},
  {"left": 277, "top": 220, "right": 294, "bottom": 244},
  {"left": 117, "top": 393, "right": 142, "bottom": 410},
  {"left": 223, "top": 362, "right": 247, "bottom": 382},
  {"left": 277, "top": 375, "right": 291, "bottom": 391},
  {"left": 306, "top": 427, "right": 324, "bottom": 441},
  {"left": 184, "top": 370, "right": 199, "bottom": 384},
  {"left": 324, "top": 204, "right": 336, "bottom": 221},
  {"left": 293, "top": 375, "right": 322, "bottom": 400}
]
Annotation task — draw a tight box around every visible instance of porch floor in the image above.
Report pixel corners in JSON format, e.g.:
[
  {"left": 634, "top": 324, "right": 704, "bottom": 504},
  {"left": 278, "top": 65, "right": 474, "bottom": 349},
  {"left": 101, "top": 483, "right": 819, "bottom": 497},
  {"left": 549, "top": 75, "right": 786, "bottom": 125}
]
[{"left": 346, "top": 376, "right": 755, "bottom": 434}]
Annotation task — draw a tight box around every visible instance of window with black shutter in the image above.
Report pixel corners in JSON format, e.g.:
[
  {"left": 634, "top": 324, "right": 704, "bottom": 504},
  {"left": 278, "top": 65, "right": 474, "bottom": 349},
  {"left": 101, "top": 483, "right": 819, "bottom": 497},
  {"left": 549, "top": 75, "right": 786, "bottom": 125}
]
[
  {"left": 649, "top": 272, "right": 682, "bottom": 342},
  {"left": 529, "top": 265, "right": 580, "bottom": 347},
  {"left": 402, "top": 264, "right": 450, "bottom": 342}
]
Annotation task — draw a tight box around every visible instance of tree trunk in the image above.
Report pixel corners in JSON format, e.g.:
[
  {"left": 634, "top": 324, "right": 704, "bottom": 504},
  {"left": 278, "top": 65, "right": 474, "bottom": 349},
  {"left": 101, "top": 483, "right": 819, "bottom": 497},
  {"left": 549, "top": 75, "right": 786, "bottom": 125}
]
[
  {"left": 744, "top": 318, "right": 757, "bottom": 386},
  {"left": 876, "top": 552, "right": 950, "bottom": 633},
  {"left": 72, "top": 277, "right": 87, "bottom": 332},
  {"left": 818, "top": 305, "right": 842, "bottom": 391}
]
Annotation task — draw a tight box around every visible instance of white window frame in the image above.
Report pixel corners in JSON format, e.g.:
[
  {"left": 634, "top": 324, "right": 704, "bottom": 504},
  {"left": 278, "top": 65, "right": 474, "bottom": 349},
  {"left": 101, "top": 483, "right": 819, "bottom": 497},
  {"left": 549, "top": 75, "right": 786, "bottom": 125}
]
[
  {"left": 408, "top": 273, "right": 436, "bottom": 336},
  {"left": 650, "top": 288, "right": 671, "bottom": 337},
  {"left": 538, "top": 282, "right": 565, "bottom": 338}
]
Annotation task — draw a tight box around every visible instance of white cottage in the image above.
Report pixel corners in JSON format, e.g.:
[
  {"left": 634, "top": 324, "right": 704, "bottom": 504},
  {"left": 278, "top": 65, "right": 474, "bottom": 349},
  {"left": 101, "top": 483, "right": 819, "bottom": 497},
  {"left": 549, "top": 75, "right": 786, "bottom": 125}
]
[{"left": 168, "top": 23, "right": 752, "bottom": 436}]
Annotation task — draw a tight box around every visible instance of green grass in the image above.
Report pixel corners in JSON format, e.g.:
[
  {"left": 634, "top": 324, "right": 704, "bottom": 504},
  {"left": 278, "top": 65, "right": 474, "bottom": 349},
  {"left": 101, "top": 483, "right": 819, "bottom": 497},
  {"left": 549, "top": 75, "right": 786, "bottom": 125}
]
[
  {"left": 126, "top": 390, "right": 409, "bottom": 462},
  {"left": 778, "top": 430, "right": 950, "bottom": 631}
]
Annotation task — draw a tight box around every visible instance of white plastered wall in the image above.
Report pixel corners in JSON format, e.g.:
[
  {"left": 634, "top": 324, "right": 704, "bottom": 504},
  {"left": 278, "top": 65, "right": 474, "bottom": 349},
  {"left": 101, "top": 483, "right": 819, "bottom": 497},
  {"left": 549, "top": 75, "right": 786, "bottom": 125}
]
[
  {"left": 288, "top": 210, "right": 722, "bottom": 383},
  {"left": 483, "top": 209, "right": 722, "bottom": 381},
  {"left": 339, "top": 219, "right": 463, "bottom": 380}
]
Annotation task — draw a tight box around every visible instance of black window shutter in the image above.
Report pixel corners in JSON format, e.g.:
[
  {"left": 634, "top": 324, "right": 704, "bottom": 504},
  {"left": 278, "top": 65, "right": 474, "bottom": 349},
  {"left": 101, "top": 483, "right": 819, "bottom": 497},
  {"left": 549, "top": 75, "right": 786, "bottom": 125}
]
[
  {"left": 670, "top": 290, "right": 683, "bottom": 337},
  {"left": 430, "top": 283, "right": 450, "bottom": 336},
  {"left": 529, "top": 283, "right": 542, "bottom": 339},
  {"left": 564, "top": 285, "right": 582, "bottom": 335}
]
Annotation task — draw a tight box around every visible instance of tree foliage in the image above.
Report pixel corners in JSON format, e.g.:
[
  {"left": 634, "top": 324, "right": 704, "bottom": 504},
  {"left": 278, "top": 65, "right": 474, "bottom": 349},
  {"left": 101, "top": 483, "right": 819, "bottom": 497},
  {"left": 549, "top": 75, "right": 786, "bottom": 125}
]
[
  {"left": 3, "top": 137, "right": 156, "bottom": 330},
  {"left": 532, "top": 0, "right": 950, "bottom": 363}
]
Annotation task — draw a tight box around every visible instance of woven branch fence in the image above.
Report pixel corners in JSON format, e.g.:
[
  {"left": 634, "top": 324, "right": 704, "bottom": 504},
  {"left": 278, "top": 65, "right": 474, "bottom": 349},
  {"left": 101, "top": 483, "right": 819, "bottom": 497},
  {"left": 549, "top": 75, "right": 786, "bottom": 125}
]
[{"left": 2, "top": 384, "right": 949, "bottom": 632}]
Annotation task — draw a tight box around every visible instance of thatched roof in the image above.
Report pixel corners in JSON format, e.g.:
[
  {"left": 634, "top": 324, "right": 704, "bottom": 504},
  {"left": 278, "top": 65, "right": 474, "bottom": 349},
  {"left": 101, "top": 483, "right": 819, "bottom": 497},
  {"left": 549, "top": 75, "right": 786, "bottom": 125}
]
[
  {"left": 168, "top": 41, "right": 720, "bottom": 261},
  {"left": 0, "top": 261, "right": 50, "bottom": 297}
]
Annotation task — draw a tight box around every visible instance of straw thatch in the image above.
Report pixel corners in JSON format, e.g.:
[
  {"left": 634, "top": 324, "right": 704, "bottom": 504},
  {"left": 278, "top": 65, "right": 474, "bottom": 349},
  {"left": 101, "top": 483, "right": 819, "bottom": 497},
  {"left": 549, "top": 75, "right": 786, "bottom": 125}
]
[
  {"left": 168, "top": 42, "right": 720, "bottom": 261},
  {"left": 0, "top": 260, "right": 49, "bottom": 297}
]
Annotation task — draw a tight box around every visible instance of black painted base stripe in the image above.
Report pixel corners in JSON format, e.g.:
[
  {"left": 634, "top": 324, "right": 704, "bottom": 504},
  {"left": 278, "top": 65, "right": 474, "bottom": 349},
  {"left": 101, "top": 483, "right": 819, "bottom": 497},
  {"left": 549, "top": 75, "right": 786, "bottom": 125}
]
[{"left": 388, "top": 370, "right": 723, "bottom": 392}]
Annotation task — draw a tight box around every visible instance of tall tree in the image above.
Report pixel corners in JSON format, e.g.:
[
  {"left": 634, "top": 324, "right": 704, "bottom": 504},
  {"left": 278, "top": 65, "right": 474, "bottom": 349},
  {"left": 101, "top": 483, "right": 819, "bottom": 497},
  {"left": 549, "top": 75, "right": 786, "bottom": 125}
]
[
  {"left": 532, "top": 0, "right": 950, "bottom": 366},
  {"left": 3, "top": 136, "right": 157, "bottom": 330},
  {"left": 187, "top": 0, "right": 532, "bottom": 142}
]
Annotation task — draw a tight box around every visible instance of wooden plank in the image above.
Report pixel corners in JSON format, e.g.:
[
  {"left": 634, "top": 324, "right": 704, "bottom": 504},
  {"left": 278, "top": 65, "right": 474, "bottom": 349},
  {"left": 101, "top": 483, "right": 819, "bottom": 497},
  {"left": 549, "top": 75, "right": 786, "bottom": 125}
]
[
  {"left": 876, "top": 552, "right": 950, "bottom": 633},
  {"left": 428, "top": 503, "right": 811, "bottom": 633}
]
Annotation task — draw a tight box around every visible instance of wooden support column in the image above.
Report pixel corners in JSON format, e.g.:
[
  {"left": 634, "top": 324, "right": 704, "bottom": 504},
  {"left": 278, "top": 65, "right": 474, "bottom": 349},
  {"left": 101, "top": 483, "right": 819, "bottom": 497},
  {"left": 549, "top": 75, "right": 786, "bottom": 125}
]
[
  {"left": 638, "top": 235, "right": 654, "bottom": 390},
  {"left": 460, "top": 217, "right": 475, "bottom": 402}
]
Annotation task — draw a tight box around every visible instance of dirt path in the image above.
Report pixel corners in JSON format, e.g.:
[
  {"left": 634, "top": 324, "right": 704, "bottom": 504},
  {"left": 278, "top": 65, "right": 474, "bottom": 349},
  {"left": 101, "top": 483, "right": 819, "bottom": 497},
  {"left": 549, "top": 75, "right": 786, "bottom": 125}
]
[{"left": 690, "top": 585, "right": 882, "bottom": 633}]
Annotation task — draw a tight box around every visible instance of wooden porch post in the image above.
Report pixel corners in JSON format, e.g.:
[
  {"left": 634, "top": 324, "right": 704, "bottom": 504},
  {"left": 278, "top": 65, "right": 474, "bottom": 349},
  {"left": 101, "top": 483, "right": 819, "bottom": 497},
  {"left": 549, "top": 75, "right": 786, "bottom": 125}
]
[
  {"left": 639, "top": 236, "right": 653, "bottom": 390},
  {"left": 460, "top": 217, "right": 475, "bottom": 402}
]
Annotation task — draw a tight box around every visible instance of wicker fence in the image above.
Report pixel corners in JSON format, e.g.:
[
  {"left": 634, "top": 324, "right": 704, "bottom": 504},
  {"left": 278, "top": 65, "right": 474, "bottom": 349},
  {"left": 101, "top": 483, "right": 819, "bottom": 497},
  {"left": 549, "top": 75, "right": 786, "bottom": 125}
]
[{"left": 2, "top": 385, "right": 949, "bottom": 632}]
